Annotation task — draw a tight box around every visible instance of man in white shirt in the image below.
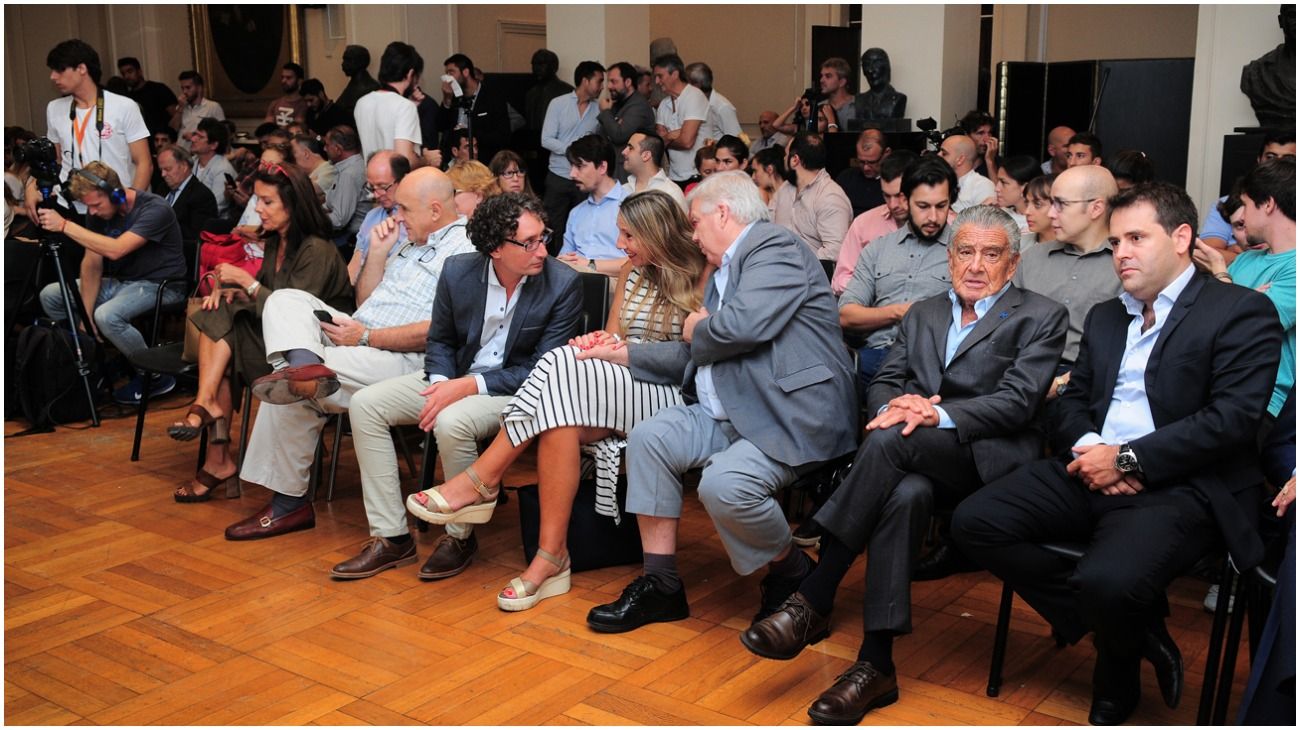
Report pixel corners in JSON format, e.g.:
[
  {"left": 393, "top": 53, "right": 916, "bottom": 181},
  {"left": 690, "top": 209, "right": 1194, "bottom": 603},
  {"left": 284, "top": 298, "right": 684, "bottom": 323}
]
[
  {"left": 652, "top": 54, "right": 709, "bottom": 183},
  {"left": 26, "top": 39, "right": 152, "bottom": 218},
  {"left": 171, "top": 70, "right": 224, "bottom": 150},
  {"left": 353, "top": 41, "right": 423, "bottom": 165},
  {"left": 684, "top": 62, "right": 743, "bottom": 145},
  {"left": 939, "top": 134, "right": 996, "bottom": 213},
  {"left": 622, "top": 132, "right": 686, "bottom": 209},
  {"left": 750, "top": 111, "right": 790, "bottom": 156}
]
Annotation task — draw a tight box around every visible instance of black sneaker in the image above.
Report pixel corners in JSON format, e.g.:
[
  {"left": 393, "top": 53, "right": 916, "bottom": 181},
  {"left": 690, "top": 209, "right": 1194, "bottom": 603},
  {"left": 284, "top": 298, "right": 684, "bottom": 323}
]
[
  {"left": 112, "top": 373, "right": 176, "bottom": 405},
  {"left": 792, "top": 520, "right": 824, "bottom": 548},
  {"left": 587, "top": 575, "right": 690, "bottom": 633}
]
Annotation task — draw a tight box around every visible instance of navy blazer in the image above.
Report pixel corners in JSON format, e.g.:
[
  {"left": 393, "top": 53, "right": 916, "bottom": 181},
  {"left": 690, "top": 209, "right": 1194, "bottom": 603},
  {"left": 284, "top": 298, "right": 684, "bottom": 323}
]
[
  {"left": 423, "top": 253, "right": 582, "bottom": 395},
  {"left": 1055, "top": 272, "right": 1283, "bottom": 568}
]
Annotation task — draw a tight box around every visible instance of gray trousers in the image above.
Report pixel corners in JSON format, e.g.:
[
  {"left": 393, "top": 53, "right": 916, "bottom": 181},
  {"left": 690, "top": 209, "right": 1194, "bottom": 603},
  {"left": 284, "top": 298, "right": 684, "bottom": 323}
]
[
  {"left": 625, "top": 403, "right": 798, "bottom": 576},
  {"left": 814, "top": 425, "right": 981, "bottom": 634}
]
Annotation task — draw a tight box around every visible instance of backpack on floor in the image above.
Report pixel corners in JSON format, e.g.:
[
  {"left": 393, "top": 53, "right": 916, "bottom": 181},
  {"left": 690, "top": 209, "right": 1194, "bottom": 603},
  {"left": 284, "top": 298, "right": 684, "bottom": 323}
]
[{"left": 12, "top": 321, "right": 102, "bottom": 430}]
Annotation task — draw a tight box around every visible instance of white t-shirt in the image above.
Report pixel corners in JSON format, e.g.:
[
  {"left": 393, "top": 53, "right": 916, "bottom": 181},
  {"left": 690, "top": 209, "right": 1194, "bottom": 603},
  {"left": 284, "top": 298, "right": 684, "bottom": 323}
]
[
  {"left": 655, "top": 85, "right": 709, "bottom": 182},
  {"left": 353, "top": 90, "right": 422, "bottom": 159},
  {"left": 178, "top": 98, "right": 225, "bottom": 150},
  {"left": 45, "top": 89, "right": 149, "bottom": 212},
  {"left": 704, "top": 90, "right": 743, "bottom": 144},
  {"left": 954, "top": 169, "right": 996, "bottom": 213}
]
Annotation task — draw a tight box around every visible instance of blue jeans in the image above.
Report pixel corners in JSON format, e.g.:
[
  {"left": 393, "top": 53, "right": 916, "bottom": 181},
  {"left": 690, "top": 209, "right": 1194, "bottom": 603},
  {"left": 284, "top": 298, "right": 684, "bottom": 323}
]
[
  {"left": 39, "top": 277, "right": 184, "bottom": 358},
  {"left": 856, "top": 345, "right": 892, "bottom": 403}
]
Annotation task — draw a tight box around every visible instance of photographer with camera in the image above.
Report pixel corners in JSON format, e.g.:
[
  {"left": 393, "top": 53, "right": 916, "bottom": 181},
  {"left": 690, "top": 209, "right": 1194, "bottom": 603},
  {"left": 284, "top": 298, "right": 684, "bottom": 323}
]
[
  {"left": 35, "top": 161, "right": 186, "bottom": 405},
  {"left": 24, "top": 40, "right": 152, "bottom": 222}
]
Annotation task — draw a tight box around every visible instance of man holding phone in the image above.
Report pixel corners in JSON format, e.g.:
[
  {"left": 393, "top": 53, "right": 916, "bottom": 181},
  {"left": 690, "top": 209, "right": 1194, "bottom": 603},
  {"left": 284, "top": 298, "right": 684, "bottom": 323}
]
[{"left": 224, "top": 167, "right": 474, "bottom": 540}]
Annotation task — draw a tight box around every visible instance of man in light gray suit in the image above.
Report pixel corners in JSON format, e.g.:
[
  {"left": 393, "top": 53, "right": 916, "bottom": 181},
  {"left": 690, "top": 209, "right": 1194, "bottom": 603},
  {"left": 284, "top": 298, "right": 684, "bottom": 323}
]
[
  {"left": 740, "top": 206, "right": 1068, "bottom": 725},
  {"left": 580, "top": 171, "right": 858, "bottom": 635}
]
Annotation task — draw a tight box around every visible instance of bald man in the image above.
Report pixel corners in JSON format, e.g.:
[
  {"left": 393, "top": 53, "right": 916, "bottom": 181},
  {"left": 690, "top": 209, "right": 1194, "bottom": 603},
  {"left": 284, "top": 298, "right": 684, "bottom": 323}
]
[
  {"left": 836, "top": 128, "right": 892, "bottom": 218},
  {"left": 1013, "top": 165, "right": 1122, "bottom": 376},
  {"left": 940, "top": 134, "right": 996, "bottom": 213},
  {"left": 227, "top": 166, "right": 478, "bottom": 542},
  {"left": 1042, "top": 125, "right": 1075, "bottom": 175},
  {"left": 751, "top": 110, "right": 790, "bottom": 155}
]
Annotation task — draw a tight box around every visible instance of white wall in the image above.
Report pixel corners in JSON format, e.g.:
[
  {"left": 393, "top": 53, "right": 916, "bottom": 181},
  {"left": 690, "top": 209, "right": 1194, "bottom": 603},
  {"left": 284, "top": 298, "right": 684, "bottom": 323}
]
[
  {"left": 1186, "top": 4, "right": 1281, "bottom": 212},
  {"left": 861, "top": 4, "right": 980, "bottom": 128}
]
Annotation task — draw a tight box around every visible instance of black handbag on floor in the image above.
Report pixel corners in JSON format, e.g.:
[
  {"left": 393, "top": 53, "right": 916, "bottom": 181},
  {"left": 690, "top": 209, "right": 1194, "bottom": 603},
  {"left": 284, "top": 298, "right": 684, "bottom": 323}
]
[{"left": 515, "top": 475, "right": 642, "bottom": 572}]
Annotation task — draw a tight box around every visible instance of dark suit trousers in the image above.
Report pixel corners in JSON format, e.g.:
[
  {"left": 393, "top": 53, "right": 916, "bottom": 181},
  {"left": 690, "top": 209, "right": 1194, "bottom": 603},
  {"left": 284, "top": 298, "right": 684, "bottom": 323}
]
[
  {"left": 814, "top": 425, "right": 981, "bottom": 634},
  {"left": 951, "top": 459, "right": 1218, "bottom": 656},
  {"left": 542, "top": 173, "right": 584, "bottom": 255}
]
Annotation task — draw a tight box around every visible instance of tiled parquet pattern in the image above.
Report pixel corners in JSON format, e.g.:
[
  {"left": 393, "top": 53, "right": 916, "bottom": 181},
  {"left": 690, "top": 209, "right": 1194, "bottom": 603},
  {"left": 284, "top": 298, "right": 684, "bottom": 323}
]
[{"left": 5, "top": 395, "right": 1251, "bottom": 725}]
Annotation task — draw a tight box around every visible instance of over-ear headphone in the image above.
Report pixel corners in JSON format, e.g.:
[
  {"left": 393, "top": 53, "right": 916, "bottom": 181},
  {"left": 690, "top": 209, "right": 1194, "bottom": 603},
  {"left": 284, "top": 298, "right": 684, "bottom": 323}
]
[{"left": 72, "top": 167, "right": 127, "bottom": 206}]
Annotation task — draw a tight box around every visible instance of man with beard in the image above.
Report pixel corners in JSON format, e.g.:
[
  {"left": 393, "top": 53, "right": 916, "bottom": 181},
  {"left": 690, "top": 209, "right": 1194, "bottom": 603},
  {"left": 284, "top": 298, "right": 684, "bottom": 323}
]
[
  {"left": 354, "top": 42, "right": 424, "bottom": 165},
  {"left": 302, "top": 79, "right": 353, "bottom": 138},
  {"left": 437, "top": 53, "right": 512, "bottom": 166},
  {"left": 839, "top": 157, "right": 958, "bottom": 387},
  {"left": 264, "top": 62, "right": 309, "bottom": 128},
  {"left": 770, "top": 132, "right": 852, "bottom": 261},
  {"left": 596, "top": 61, "right": 656, "bottom": 181},
  {"left": 832, "top": 150, "right": 917, "bottom": 295},
  {"left": 170, "top": 70, "right": 224, "bottom": 150}
]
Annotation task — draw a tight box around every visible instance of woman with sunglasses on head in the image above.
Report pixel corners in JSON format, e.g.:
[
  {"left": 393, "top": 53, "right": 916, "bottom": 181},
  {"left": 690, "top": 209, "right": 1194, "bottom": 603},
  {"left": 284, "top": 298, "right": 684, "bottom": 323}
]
[
  {"left": 405, "top": 190, "right": 711, "bottom": 611},
  {"left": 170, "top": 162, "right": 353, "bottom": 502},
  {"left": 489, "top": 149, "right": 533, "bottom": 195},
  {"left": 233, "top": 144, "right": 298, "bottom": 243}
]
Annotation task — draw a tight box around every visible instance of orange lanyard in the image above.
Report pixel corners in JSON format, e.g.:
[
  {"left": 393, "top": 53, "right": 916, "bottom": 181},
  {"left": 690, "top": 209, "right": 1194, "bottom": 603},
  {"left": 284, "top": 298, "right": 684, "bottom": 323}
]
[{"left": 71, "top": 107, "right": 93, "bottom": 152}]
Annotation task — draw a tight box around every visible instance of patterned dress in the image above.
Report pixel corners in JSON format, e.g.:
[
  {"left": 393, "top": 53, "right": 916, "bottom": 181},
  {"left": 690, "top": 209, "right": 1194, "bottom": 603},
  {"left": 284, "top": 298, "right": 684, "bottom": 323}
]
[{"left": 499, "top": 268, "right": 684, "bottom": 521}]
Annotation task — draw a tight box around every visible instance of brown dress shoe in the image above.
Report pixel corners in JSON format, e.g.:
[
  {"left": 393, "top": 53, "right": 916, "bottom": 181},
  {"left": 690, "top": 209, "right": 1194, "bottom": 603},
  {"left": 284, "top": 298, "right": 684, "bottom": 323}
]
[
  {"left": 740, "top": 592, "right": 830, "bottom": 660},
  {"left": 224, "top": 502, "right": 316, "bottom": 541},
  {"left": 251, "top": 364, "right": 340, "bottom": 405},
  {"left": 331, "top": 536, "right": 418, "bottom": 579},
  {"left": 807, "top": 660, "right": 899, "bottom": 725},
  {"left": 418, "top": 533, "right": 477, "bottom": 580}
]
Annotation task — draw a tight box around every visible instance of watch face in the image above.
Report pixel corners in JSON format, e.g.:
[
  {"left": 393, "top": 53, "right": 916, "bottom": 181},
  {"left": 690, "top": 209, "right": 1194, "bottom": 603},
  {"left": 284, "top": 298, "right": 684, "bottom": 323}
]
[{"left": 1116, "top": 451, "right": 1138, "bottom": 472}]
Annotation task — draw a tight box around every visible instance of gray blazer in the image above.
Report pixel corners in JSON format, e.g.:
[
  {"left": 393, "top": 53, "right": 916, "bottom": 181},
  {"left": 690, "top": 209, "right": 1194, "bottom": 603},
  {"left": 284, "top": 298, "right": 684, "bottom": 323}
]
[
  {"left": 628, "top": 221, "right": 858, "bottom": 468},
  {"left": 868, "top": 285, "right": 1068, "bottom": 484}
]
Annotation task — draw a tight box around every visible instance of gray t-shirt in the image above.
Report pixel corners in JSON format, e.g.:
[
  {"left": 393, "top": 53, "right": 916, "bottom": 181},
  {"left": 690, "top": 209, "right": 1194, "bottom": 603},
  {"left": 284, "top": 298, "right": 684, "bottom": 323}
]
[{"left": 91, "top": 189, "right": 186, "bottom": 282}]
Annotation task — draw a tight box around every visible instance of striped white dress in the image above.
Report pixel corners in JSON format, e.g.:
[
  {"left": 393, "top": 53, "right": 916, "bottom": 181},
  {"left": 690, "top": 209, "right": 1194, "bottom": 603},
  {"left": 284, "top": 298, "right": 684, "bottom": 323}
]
[{"left": 500, "top": 269, "right": 684, "bottom": 521}]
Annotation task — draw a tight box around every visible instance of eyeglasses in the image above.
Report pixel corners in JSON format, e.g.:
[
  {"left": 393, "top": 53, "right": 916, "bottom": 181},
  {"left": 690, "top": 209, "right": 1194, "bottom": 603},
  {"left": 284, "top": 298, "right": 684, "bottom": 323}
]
[
  {"left": 499, "top": 169, "right": 526, "bottom": 179},
  {"left": 504, "top": 229, "right": 552, "bottom": 252},
  {"left": 363, "top": 180, "right": 396, "bottom": 195},
  {"left": 397, "top": 242, "right": 440, "bottom": 263},
  {"left": 953, "top": 246, "right": 1009, "bottom": 265},
  {"left": 1049, "top": 197, "right": 1097, "bottom": 211}
]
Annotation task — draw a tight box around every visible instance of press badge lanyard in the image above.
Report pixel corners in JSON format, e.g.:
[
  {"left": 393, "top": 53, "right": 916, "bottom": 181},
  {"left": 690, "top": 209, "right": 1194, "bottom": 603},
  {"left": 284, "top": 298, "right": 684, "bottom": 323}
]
[{"left": 68, "top": 88, "right": 105, "bottom": 170}]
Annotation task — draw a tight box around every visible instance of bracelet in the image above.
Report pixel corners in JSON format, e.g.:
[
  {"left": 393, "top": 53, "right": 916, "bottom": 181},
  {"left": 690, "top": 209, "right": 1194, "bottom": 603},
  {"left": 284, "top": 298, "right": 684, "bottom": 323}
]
[
  {"left": 246, "top": 281, "right": 261, "bottom": 296},
  {"left": 61, "top": 220, "right": 68, "bottom": 233},
  {"left": 1214, "top": 272, "right": 1232, "bottom": 282}
]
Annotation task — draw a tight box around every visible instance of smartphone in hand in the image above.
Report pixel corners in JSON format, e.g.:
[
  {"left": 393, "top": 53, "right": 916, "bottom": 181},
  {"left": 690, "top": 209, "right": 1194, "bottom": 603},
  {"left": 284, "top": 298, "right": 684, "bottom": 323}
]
[{"left": 313, "top": 310, "right": 336, "bottom": 325}]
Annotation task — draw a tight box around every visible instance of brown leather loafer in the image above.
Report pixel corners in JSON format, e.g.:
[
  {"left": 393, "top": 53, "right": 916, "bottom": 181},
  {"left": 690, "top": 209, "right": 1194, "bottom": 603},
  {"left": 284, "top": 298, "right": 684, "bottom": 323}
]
[
  {"left": 224, "top": 502, "right": 316, "bottom": 541},
  {"left": 331, "top": 536, "right": 418, "bottom": 579},
  {"left": 740, "top": 592, "right": 830, "bottom": 660},
  {"left": 251, "top": 363, "right": 340, "bottom": 405},
  {"left": 418, "top": 533, "right": 477, "bottom": 580},
  {"left": 807, "top": 660, "right": 899, "bottom": 725}
]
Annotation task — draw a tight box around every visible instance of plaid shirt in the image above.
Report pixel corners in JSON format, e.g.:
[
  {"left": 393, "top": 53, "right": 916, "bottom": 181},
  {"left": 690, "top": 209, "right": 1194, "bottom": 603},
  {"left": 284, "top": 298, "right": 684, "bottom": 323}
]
[{"left": 353, "top": 217, "right": 474, "bottom": 330}]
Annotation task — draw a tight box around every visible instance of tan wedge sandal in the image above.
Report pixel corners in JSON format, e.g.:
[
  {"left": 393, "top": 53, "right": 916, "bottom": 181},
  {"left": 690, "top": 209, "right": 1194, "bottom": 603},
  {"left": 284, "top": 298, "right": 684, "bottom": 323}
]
[
  {"left": 497, "top": 548, "right": 572, "bottom": 612},
  {"left": 405, "top": 465, "right": 499, "bottom": 525}
]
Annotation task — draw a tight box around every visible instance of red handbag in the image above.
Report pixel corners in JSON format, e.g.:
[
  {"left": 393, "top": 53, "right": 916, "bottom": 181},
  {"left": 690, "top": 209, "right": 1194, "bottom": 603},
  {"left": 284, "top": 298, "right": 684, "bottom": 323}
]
[{"left": 197, "top": 231, "right": 263, "bottom": 295}]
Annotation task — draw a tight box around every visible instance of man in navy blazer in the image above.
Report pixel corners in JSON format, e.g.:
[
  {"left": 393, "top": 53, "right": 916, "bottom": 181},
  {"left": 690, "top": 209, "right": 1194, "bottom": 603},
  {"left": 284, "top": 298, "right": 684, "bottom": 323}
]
[
  {"left": 331, "top": 192, "right": 582, "bottom": 581},
  {"left": 953, "top": 183, "right": 1284, "bottom": 725}
]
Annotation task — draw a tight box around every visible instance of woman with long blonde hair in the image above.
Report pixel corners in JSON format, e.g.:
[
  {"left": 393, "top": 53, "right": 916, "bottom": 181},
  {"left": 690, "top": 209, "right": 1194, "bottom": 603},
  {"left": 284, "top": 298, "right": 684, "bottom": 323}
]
[{"left": 401, "top": 190, "right": 710, "bottom": 610}]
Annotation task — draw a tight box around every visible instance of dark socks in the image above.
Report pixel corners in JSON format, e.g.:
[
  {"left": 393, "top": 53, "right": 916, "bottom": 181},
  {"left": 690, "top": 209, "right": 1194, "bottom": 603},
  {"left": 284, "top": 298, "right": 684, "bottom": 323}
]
[
  {"left": 643, "top": 552, "right": 682, "bottom": 593},
  {"left": 769, "top": 543, "right": 812, "bottom": 578},
  {"left": 386, "top": 533, "right": 412, "bottom": 545},
  {"left": 797, "top": 533, "right": 858, "bottom": 616},
  {"left": 285, "top": 348, "right": 324, "bottom": 367},
  {"left": 858, "top": 630, "right": 896, "bottom": 674},
  {"left": 270, "top": 492, "right": 309, "bottom": 518}
]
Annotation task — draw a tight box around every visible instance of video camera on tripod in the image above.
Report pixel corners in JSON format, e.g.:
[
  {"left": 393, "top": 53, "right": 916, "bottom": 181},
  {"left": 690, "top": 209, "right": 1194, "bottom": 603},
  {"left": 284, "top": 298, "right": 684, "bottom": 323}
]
[
  {"left": 915, "top": 117, "right": 965, "bottom": 154},
  {"left": 12, "top": 136, "right": 71, "bottom": 211}
]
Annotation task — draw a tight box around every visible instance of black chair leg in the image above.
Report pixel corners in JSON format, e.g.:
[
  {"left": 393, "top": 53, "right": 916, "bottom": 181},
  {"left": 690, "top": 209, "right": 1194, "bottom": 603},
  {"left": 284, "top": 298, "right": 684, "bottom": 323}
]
[
  {"left": 236, "top": 384, "right": 253, "bottom": 469},
  {"left": 413, "top": 433, "right": 438, "bottom": 533},
  {"left": 326, "top": 414, "right": 345, "bottom": 501},
  {"left": 1197, "top": 563, "right": 1237, "bottom": 725},
  {"left": 130, "top": 371, "right": 153, "bottom": 461},
  {"left": 1212, "top": 571, "right": 1250, "bottom": 726},
  {"left": 394, "top": 427, "right": 417, "bottom": 478},
  {"left": 987, "top": 581, "right": 1014, "bottom": 697},
  {"left": 307, "top": 419, "right": 327, "bottom": 502}
]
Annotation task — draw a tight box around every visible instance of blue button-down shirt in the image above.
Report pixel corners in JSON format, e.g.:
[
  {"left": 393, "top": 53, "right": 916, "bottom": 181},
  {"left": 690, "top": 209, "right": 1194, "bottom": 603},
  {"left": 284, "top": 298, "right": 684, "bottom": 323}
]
[
  {"left": 694, "top": 222, "right": 756, "bottom": 420},
  {"left": 541, "top": 91, "right": 600, "bottom": 177},
  {"left": 929, "top": 282, "right": 1013, "bottom": 428},
  {"left": 1073, "top": 263, "right": 1196, "bottom": 451},
  {"left": 559, "top": 181, "right": 628, "bottom": 260}
]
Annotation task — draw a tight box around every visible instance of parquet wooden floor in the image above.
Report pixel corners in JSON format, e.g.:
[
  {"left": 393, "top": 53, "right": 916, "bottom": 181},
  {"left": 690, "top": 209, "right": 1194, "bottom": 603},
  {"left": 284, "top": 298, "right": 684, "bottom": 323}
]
[{"left": 4, "top": 393, "right": 1254, "bottom": 725}]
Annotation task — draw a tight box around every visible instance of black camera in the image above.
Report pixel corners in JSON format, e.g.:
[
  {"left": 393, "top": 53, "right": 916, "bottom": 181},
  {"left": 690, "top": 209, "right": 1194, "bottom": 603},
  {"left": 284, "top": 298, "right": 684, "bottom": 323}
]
[
  {"left": 12, "top": 136, "right": 61, "bottom": 193},
  {"left": 916, "top": 118, "right": 945, "bottom": 150}
]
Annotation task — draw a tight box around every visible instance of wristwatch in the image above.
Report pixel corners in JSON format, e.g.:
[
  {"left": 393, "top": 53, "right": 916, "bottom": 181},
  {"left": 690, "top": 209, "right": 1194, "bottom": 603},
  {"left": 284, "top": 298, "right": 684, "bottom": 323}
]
[
  {"left": 358, "top": 328, "right": 371, "bottom": 347},
  {"left": 1054, "top": 377, "right": 1069, "bottom": 397},
  {"left": 587, "top": 259, "right": 598, "bottom": 272},
  {"left": 1114, "top": 443, "right": 1141, "bottom": 474}
]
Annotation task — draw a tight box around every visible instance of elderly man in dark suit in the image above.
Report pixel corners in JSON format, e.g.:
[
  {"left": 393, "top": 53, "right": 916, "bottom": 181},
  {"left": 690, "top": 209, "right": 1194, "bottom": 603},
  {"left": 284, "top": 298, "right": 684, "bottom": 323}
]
[
  {"left": 156, "top": 143, "right": 217, "bottom": 241},
  {"left": 953, "top": 183, "right": 1284, "bottom": 726},
  {"left": 580, "top": 171, "right": 859, "bottom": 634},
  {"left": 742, "top": 205, "right": 1068, "bottom": 725},
  {"left": 329, "top": 192, "right": 582, "bottom": 581}
]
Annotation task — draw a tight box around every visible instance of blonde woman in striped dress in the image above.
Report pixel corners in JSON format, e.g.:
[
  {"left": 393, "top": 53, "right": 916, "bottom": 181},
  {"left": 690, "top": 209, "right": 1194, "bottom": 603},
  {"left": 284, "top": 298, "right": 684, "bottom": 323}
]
[{"left": 407, "top": 190, "right": 710, "bottom": 611}]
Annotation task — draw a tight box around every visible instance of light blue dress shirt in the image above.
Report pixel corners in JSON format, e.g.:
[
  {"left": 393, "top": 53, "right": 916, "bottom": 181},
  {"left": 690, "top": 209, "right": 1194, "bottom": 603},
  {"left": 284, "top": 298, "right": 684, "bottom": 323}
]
[
  {"left": 559, "top": 182, "right": 628, "bottom": 260},
  {"left": 1073, "top": 263, "right": 1196, "bottom": 452},
  {"left": 694, "top": 222, "right": 757, "bottom": 420},
  {"left": 930, "top": 282, "right": 1013, "bottom": 428},
  {"left": 541, "top": 91, "right": 600, "bottom": 177}
]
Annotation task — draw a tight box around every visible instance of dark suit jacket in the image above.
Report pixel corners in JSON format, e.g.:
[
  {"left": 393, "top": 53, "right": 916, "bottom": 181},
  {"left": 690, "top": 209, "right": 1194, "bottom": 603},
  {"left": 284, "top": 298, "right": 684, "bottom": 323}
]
[
  {"left": 170, "top": 177, "right": 218, "bottom": 242},
  {"left": 628, "top": 221, "right": 859, "bottom": 468},
  {"left": 870, "top": 285, "right": 1068, "bottom": 484},
  {"left": 423, "top": 253, "right": 582, "bottom": 395},
  {"left": 436, "top": 80, "right": 512, "bottom": 164},
  {"left": 1055, "top": 272, "right": 1283, "bottom": 568},
  {"left": 597, "top": 94, "right": 657, "bottom": 180}
]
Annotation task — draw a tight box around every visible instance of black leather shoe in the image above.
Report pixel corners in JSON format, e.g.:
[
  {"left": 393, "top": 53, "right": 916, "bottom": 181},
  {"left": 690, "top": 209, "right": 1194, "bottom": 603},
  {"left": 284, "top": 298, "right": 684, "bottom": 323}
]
[
  {"left": 1088, "top": 695, "right": 1139, "bottom": 726},
  {"left": 807, "top": 660, "right": 899, "bottom": 725},
  {"left": 911, "top": 541, "right": 980, "bottom": 582},
  {"left": 1089, "top": 642, "right": 1140, "bottom": 726},
  {"left": 1141, "top": 624, "right": 1183, "bottom": 709},
  {"left": 754, "top": 556, "right": 815, "bottom": 623},
  {"left": 741, "top": 592, "right": 830, "bottom": 660},
  {"left": 791, "top": 520, "right": 823, "bottom": 548},
  {"left": 587, "top": 575, "right": 689, "bottom": 633}
]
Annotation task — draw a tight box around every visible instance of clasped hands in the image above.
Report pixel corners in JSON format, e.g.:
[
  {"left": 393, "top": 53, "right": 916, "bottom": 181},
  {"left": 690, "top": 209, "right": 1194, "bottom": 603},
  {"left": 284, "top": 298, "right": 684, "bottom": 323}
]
[
  {"left": 1068, "top": 443, "right": 1144, "bottom": 496},
  {"left": 417, "top": 376, "right": 478, "bottom": 432},
  {"left": 572, "top": 329, "right": 629, "bottom": 366},
  {"left": 866, "top": 394, "right": 942, "bottom": 436}
]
